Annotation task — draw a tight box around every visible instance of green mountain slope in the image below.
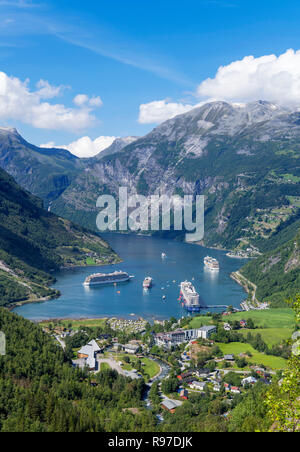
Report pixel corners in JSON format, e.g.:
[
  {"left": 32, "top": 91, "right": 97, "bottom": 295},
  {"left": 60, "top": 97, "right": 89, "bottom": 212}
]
[
  {"left": 0, "top": 167, "right": 120, "bottom": 307},
  {"left": 238, "top": 230, "right": 300, "bottom": 307},
  {"left": 1, "top": 102, "right": 300, "bottom": 255},
  {"left": 0, "top": 127, "right": 82, "bottom": 203},
  {"left": 0, "top": 308, "right": 149, "bottom": 432},
  {"left": 49, "top": 101, "right": 300, "bottom": 254}
]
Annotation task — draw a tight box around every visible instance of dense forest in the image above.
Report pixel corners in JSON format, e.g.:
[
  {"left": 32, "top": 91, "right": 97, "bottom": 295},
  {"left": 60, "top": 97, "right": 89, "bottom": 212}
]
[
  {"left": 241, "top": 229, "right": 300, "bottom": 307},
  {"left": 0, "top": 308, "right": 156, "bottom": 432},
  {"left": 0, "top": 167, "right": 119, "bottom": 307},
  {"left": 1, "top": 308, "right": 294, "bottom": 433}
]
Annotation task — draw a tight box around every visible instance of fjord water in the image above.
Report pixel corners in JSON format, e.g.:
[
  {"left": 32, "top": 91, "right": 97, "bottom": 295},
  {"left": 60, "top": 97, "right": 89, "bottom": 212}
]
[{"left": 14, "top": 234, "right": 248, "bottom": 322}]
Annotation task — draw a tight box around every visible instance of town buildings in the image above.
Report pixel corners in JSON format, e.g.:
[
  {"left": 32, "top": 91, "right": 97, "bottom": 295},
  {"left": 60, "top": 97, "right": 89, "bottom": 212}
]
[
  {"left": 154, "top": 326, "right": 217, "bottom": 349},
  {"left": 189, "top": 381, "right": 207, "bottom": 391}
]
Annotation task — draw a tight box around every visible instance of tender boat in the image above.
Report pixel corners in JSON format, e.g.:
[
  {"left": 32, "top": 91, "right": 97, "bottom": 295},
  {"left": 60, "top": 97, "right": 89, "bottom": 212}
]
[{"left": 143, "top": 277, "right": 153, "bottom": 289}]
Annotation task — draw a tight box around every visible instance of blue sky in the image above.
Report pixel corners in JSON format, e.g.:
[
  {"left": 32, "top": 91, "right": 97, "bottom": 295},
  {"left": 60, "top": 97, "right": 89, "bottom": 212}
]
[{"left": 1, "top": 0, "right": 300, "bottom": 156}]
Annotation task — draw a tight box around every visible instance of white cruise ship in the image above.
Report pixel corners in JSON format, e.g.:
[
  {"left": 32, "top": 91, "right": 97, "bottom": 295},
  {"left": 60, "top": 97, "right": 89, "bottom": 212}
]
[
  {"left": 83, "top": 271, "right": 133, "bottom": 286},
  {"left": 179, "top": 281, "right": 201, "bottom": 312},
  {"left": 204, "top": 256, "right": 220, "bottom": 271}
]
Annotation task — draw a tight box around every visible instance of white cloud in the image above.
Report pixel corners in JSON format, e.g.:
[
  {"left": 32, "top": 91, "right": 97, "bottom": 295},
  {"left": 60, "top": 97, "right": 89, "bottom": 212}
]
[
  {"left": 40, "top": 141, "right": 56, "bottom": 148},
  {"left": 197, "top": 49, "right": 300, "bottom": 106},
  {"left": 138, "top": 49, "right": 300, "bottom": 126},
  {"left": 138, "top": 99, "right": 195, "bottom": 124},
  {"left": 40, "top": 135, "right": 117, "bottom": 158},
  {"left": 88, "top": 96, "right": 103, "bottom": 107},
  {"left": 0, "top": 71, "right": 103, "bottom": 132},
  {"left": 73, "top": 94, "right": 89, "bottom": 106},
  {"left": 36, "top": 79, "right": 65, "bottom": 99},
  {"left": 73, "top": 94, "right": 103, "bottom": 108}
]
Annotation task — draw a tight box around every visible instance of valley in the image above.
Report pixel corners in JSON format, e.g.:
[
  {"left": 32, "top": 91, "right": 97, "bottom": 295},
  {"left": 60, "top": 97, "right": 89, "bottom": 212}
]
[{"left": 0, "top": 101, "right": 300, "bottom": 309}]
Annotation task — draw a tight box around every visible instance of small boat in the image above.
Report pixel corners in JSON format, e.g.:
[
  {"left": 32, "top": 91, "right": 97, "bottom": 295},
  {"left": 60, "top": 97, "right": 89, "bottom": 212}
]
[
  {"left": 143, "top": 277, "right": 153, "bottom": 289},
  {"left": 161, "top": 253, "right": 167, "bottom": 259},
  {"left": 162, "top": 295, "right": 166, "bottom": 300}
]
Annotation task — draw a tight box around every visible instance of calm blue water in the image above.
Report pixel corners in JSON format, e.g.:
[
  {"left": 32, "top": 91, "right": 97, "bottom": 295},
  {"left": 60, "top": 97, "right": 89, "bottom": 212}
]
[{"left": 14, "top": 234, "right": 248, "bottom": 322}]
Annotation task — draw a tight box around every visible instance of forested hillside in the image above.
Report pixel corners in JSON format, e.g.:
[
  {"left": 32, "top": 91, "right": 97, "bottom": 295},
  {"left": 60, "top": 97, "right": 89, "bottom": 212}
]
[
  {"left": 0, "top": 309, "right": 273, "bottom": 432},
  {"left": 0, "top": 167, "right": 120, "bottom": 307},
  {"left": 240, "top": 230, "right": 300, "bottom": 307},
  {"left": 0, "top": 309, "right": 153, "bottom": 432}
]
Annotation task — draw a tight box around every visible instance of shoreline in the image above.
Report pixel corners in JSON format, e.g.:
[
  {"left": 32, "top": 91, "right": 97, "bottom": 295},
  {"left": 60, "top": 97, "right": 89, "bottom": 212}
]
[
  {"left": 7, "top": 293, "right": 59, "bottom": 312},
  {"left": 34, "top": 314, "right": 166, "bottom": 324},
  {"left": 10, "top": 235, "right": 247, "bottom": 318},
  {"left": 59, "top": 257, "right": 123, "bottom": 270},
  {"left": 9, "top": 258, "right": 122, "bottom": 313},
  {"left": 36, "top": 315, "right": 147, "bottom": 324}
]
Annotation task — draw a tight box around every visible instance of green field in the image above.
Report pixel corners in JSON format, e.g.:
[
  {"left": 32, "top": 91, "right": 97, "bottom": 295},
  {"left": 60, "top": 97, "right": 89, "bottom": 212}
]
[
  {"left": 218, "top": 342, "right": 287, "bottom": 370},
  {"left": 141, "top": 357, "right": 160, "bottom": 379},
  {"left": 85, "top": 257, "right": 97, "bottom": 265},
  {"left": 280, "top": 173, "right": 300, "bottom": 183},
  {"left": 115, "top": 354, "right": 160, "bottom": 379},
  {"left": 225, "top": 309, "right": 295, "bottom": 329},
  {"left": 100, "top": 362, "right": 111, "bottom": 371},
  {"left": 238, "top": 327, "right": 293, "bottom": 347},
  {"left": 189, "top": 309, "right": 295, "bottom": 331},
  {"left": 188, "top": 316, "right": 213, "bottom": 329}
]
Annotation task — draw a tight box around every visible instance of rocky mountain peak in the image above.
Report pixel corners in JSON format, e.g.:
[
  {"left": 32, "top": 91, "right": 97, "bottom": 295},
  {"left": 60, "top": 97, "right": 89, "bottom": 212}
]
[{"left": 0, "top": 126, "right": 20, "bottom": 136}]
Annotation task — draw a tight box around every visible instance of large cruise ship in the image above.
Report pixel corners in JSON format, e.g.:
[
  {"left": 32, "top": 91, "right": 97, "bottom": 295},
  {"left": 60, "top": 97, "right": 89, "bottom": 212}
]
[
  {"left": 204, "top": 256, "right": 220, "bottom": 271},
  {"left": 179, "top": 281, "right": 201, "bottom": 312},
  {"left": 83, "top": 271, "right": 133, "bottom": 286}
]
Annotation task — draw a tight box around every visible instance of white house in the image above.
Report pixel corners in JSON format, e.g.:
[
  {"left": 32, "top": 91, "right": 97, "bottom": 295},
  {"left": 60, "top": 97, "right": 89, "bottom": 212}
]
[
  {"left": 230, "top": 386, "right": 241, "bottom": 394},
  {"left": 76, "top": 339, "right": 101, "bottom": 370},
  {"left": 78, "top": 339, "right": 101, "bottom": 357},
  {"left": 223, "top": 323, "right": 231, "bottom": 331},
  {"left": 189, "top": 381, "right": 207, "bottom": 391},
  {"left": 241, "top": 376, "right": 258, "bottom": 387},
  {"left": 123, "top": 343, "right": 139, "bottom": 354},
  {"left": 198, "top": 326, "right": 217, "bottom": 339}
]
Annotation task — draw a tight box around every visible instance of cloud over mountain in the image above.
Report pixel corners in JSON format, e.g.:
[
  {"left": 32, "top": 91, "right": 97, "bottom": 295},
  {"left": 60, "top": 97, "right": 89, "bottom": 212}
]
[
  {"left": 40, "top": 135, "right": 117, "bottom": 158},
  {"left": 138, "top": 99, "right": 195, "bottom": 124},
  {"left": 139, "top": 49, "right": 300, "bottom": 125},
  {"left": 197, "top": 49, "right": 300, "bottom": 106}
]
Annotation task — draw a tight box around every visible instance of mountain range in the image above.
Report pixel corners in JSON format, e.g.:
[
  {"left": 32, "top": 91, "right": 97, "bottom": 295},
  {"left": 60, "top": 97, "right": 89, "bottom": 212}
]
[
  {"left": 1, "top": 101, "right": 300, "bottom": 252},
  {"left": 0, "top": 100, "right": 300, "bottom": 306}
]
